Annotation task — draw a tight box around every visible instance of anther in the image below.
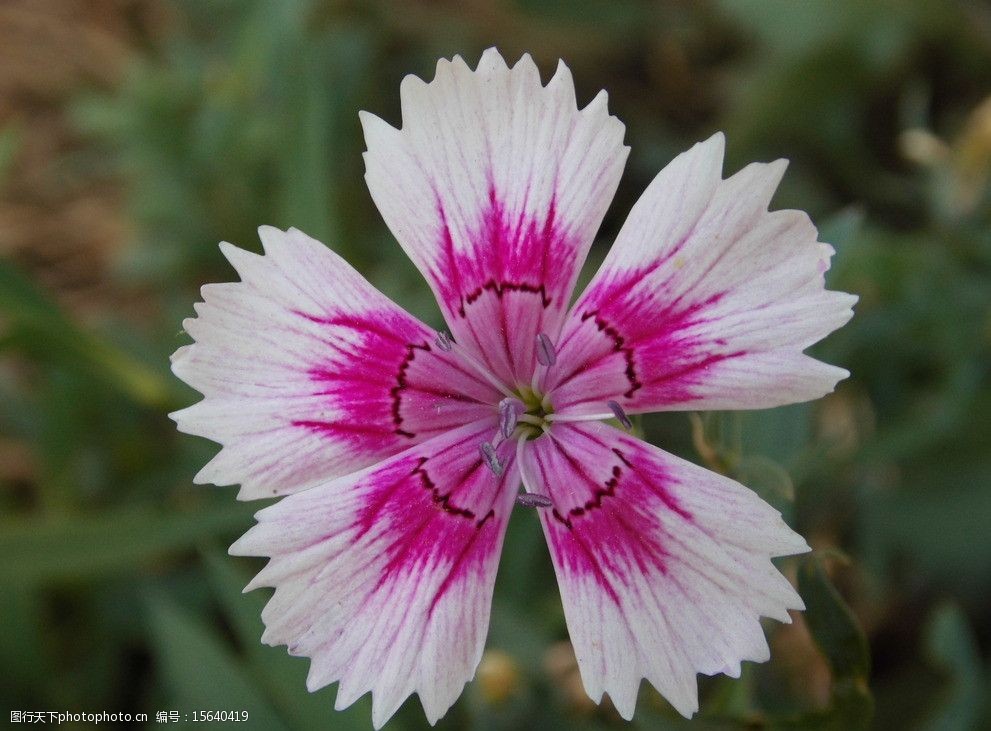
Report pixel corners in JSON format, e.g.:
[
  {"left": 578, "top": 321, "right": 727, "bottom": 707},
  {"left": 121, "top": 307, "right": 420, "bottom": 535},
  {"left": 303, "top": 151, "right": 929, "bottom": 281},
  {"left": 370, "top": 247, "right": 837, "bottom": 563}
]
[
  {"left": 498, "top": 398, "right": 522, "bottom": 438},
  {"left": 435, "top": 330, "right": 453, "bottom": 352},
  {"left": 535, "top": 333, "right": 556, "bottom": 366},
  {"left": 607, "top": 400, "right": 633, "bottom": 430},
  {"left": 479, "top": 442, "right": 503, "bottom": 476},
  {"left": 516, "top": 492, "right": 553, "bottom": 508}
]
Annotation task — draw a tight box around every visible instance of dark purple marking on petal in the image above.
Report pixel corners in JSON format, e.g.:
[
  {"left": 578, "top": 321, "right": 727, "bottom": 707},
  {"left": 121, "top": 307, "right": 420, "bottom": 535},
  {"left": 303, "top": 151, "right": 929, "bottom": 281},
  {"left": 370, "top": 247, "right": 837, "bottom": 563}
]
[
  {"left": 413, "top": 457, "right": 479, "bottom": 521},
  {"left": 300, "top": 311, "right": 429, "bottom": 439},
  {"left": 434, "top": 184, "right": 574, "bottom": 307},
  {"left": 431, "top": 185, "right": 580, "bottom": 384},
  {"left": 356, "top": 453, "right": 491, "bottom": 539},
  {"left": 541, "top": 440, "right": 691, "bottom": 605},
  {"left": 516, "top": 492, "right": 553, "bottom": 508},
  {"left": 553, "top": 285, "right": 761, "bottom": 408},
  {"left": 389, "top": 341, "right": 433, "bottom": 438},
  {"left": 299, "top": 309, "right": 493, "bottom": 450},
  {"left": 529, "top": 425, "right": 704, "bottom": 601},
  {"left": 311, "top": 335, "right": 431, "bottom": 440},
  {"left": 578, "top": 309, "right": 642, "bottom": 398},
  {"left": 457, "top": 279, "right": 552, "bottom": 317},
  {"left": 350, "top": 438, "right": 507, "bottom": 619},
  {"left": 549, "top": 447, "right": 692, "bottom": 530}
]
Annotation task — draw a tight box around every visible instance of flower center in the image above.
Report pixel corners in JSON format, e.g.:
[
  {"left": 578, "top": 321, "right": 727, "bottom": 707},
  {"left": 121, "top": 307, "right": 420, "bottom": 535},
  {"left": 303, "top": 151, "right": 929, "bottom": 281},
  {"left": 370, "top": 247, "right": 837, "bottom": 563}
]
[{"left": 513, "top": 385, "right": 553, "bottom": 440}]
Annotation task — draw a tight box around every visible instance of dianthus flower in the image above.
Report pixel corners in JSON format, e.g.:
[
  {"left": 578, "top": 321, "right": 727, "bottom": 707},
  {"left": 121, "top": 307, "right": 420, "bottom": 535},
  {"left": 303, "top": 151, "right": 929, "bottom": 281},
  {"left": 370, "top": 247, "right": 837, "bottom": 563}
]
[{"left": 172, "top": 48, "right": 855, "bottom": 728}]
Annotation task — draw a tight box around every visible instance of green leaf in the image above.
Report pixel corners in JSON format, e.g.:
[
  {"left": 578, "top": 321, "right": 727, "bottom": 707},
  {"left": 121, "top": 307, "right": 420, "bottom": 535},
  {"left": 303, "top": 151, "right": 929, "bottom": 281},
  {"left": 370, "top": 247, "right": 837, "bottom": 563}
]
[
  {"left": 735, "top": 455, "right": 795, "bottom": 509},
  {"left": 799, "top": 556, "right": 870, "bottom": 680},
  {"left": 145, "top": 593, "right": 289, "bottom": 730},
  {"left": 0, "top": 589, "right": 45, "bottom": 706},
  {"left": 0, "top": 500, "right": 256, "bottom": 585},
  {"left": 920, "top": 602, "right": 983, "bottom": 731},
  {"left": 689, "top": 411, "right": 742, "bottom": 473},
  {"left": 701, "top": 665, "right": 755, "bottom": 719},
  {"left": 202, "top": 549, "right": 380, "bottom": 731},
  {"left": 0, "top": 253, "right": 64, "bottom": 321},
  {"left": 818, "top": 206, "right": 865, "bottom": 252},
  {"left": 201, "top": 549, "right": 264, "bottom": 649},
  {"left": 740, "top": 403, "right": 812, "bottom": 466},
  {"left": 0, "top": 121, "right": 21, "bottom": 181},
  {"left": 787, "top": 555, "right": 874, "bottom": 730},
  {"left": 0, "top": 258, "right": 174, "bottom": 409},
  {"left": 275, "top": 40, "right": 338, "bottom": 247}
]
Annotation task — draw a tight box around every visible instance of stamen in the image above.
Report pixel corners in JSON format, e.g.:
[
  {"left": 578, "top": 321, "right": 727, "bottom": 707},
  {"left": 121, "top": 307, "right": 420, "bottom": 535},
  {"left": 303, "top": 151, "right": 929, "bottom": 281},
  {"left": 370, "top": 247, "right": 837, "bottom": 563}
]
[
  {"left": 535, "top": 333, "right": 556, "bottom": 366},
  {"left": 434, "top": 330, "right": 453, "bottom": 352},
  {"left": 545, "top": 411, "right": 614, "bottom": 423},
  {"left": 479, "top": 442, "right": 503, "bottom": 476},
  {"left": 607, "top": 400, "right": 633, "bottom": 430},
  {"left": 516, "top": 493, "right": 553, "bottom": 508},
  {"left": 517, "top": 413, "right": 549, "bottom": 434},
  {"left": 514, "top": 438, "right": 554, "bottom": 508},
  {"left": 498, "top": 398, "right": 522, "bottom": 438}
]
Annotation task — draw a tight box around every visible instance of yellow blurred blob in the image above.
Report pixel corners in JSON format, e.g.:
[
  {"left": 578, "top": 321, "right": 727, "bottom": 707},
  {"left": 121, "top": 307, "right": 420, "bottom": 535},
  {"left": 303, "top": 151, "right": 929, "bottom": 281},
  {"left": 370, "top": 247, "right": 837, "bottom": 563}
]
[
  {"left": 952, "top": 95, "right": 991, "bottom": 212},
  {"left": 543, "top": 641, "right": 598, "bottom": 714},
  {"left": 476, "top": 649, "right": 520, "bottom": 705},
  {"left": 899, "top": 95, "right": 991, "bottom": 215}
]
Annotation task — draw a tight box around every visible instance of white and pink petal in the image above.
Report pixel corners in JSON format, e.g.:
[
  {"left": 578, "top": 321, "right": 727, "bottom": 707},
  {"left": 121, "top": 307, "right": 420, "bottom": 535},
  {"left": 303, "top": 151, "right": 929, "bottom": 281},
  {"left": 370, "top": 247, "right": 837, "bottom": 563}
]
[
  {"left": 361, "top": 48, "right": 628, "bottom": 386},
  {"left": 519, "top": 421, "right": 808, "bottom": 718},
  {"left": 547, "top": 133, "right": 856, "bottom": 414},
  {"left": 230, "top": 421, "right": 519, "bottom": 728},
  {"left": 171, "top": 226, "right": 498, "bottom": 499}
]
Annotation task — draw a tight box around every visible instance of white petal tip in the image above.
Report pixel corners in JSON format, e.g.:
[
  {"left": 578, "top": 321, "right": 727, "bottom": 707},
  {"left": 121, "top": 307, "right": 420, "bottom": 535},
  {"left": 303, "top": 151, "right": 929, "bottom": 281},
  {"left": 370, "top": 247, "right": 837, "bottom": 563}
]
[
  {"left": 512, "top": 51, "right": 539, "bottom": 73},
  {"left": 420, "top": 699, "right": 447, "bottom": 727},
  {"left": 359, "top": 110, "right": 398, "bottom": 138},
  {"left": 702, "top": 131, "right": 726, "bottom": 157},
  {"left": 582, "top": 88, "right": 609, "bottom": 115},
  {"left": 169, "top": 343, "right": 191, "bottom": 365},
  {"left": 668, "top": 693, "right": 700, "bottom": 719},
  {"left": 479, "top": 46, "right": 508, "bottom": 69},
  {"left": 607, "top": 692, "right": 636, "bottom": 721},
  {"left": 191, "top": 471, "right": 214, "bottom": 487},
  {"left": 239, "top": 569, "right": 270, "bottom": 592},
  {"left": 305, "top": 673, "right": 327, "bottom": 694},
  {"left": 235, "top": 482, "right": 274, "bottom": 501},
  {"left": 227, "top": 536, "right": 252, "bottom": 557},
  {"left": 256, "top": 225, "right": 290, "bottom": 254},
  {"left": 770, "top": 157, "right": 791, "bottom": 173},
  {"left": 722, "top": 663, "right": 743, "bottom": 679},
  {"left": 192, "top": 457, "right": 230, "bottom": 486},
  {"left": 334, "top": 688, "right": 362, "bottom": 713},
  {"left": 399, "top": 72, "right": 428, "bottom": 95}
]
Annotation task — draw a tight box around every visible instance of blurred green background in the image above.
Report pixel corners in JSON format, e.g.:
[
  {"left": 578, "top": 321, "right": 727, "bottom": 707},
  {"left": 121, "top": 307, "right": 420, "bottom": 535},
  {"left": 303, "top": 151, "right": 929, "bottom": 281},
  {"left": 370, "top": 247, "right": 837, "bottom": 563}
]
[{"left": 1, "top": 0, "right": 989, "bottom": 729}]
